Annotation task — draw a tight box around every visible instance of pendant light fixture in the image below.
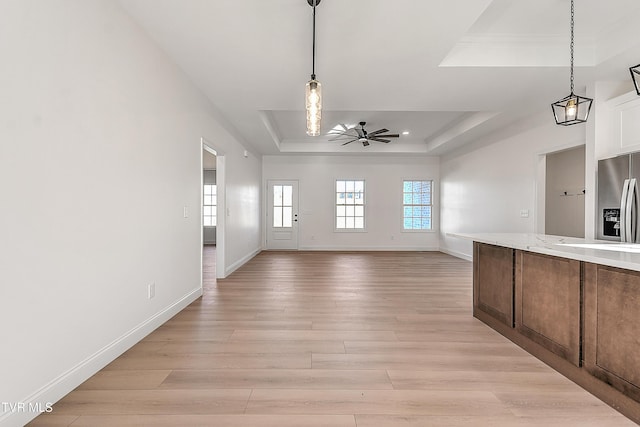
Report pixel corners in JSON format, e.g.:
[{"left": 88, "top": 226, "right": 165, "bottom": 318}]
[
  {"left": 551, "top": 0, "right": 592, "bottom": 126},
  {"left": 305, "top": 0, "right": 322, "bottom": 136},
  {"left": 630, "top": 64, "right": 640, "bottom": 96}
]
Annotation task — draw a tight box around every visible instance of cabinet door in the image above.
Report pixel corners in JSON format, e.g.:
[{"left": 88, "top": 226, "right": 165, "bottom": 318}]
[
  {"left": 515, "top": 251, "right": 581, "bottom": 366},
  {"left": 584, "top": 263, "right": 640, "bottom": 401},
  {"left": 473, "top": 242, "right": 514, "bottom": 327}
]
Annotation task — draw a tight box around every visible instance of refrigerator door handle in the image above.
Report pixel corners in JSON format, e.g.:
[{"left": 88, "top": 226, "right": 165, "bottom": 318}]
[
  {"left": 621, "top": 179, "right": 630, "bottom": 242},
  {"left": 629, "top": 178, "right": 638, "bottom": 243}
]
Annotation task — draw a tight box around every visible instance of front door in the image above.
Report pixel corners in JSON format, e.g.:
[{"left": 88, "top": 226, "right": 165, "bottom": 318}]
[{"left": 266, "top": 180, "right": 299, "bottom": 250}]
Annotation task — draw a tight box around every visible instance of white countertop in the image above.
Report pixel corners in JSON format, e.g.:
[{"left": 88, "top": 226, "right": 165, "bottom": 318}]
[{"left": 450, "top": 232, "right": 640, "bottom": 272}]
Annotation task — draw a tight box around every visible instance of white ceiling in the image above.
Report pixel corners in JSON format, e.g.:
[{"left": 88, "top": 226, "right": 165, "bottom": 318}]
[{"left": 119, "top": 0, "right": 640, "bottom": 156}]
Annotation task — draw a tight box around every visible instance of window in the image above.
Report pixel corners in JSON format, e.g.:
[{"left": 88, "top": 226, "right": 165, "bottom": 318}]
[
  {"left": 272, "top": 184, "right": 293, "bottom": 228},
  {"left": 336, "top": 180, "right": 365, "bottom": 229},
  {"left": 403, "top": 180, "right": 432, "bottom": 230},
  {"left": 203, "top": 184, "right": 217, "bottom": 226}
]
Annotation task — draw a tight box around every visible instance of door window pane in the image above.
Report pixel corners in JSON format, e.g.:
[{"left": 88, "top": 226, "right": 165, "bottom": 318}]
[
  {"left": 274, "top": 185, "right": 283, "bottom": 206},
  {"left": 283, "top": 186, "right": 293, "bottom": 206},
  {"left": 272, "top": 184, "right": 293, "bottom": 228},
  {"left": 273, "top": 206, "right": 283, "bottom": 228},
  {"left": 283, "top": 207, "right": 293, "bottom": 227}
]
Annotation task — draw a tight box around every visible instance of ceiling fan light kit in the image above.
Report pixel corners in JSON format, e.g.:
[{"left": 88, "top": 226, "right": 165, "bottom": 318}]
[
  {"left": 305, "top": 0, "right": 322, "bottom": 136},
  {"left": 631, "top": 64, "right": 640, "bottom": 96},
  {"left": 551, "top": 0, "right": 592, "bottom": 126}
]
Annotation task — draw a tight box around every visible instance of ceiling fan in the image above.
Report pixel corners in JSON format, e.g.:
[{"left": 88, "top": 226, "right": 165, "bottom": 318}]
[{"left": 328, "top": 121, "right": 400, "bottom": 147}]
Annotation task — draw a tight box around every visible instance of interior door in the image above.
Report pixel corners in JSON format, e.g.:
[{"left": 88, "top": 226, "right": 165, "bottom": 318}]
[{"left": 266, "top": 180, "right": 299, "bottom": 250}]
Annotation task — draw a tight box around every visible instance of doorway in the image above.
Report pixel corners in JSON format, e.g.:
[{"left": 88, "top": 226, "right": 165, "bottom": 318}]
[
  {"left": 266, "top": 180, "right": 299, "bottom": 250},
  {"left": 202, "top": 149, "right": 217, "bottom": 290},
  {"left": 545, "top": 145, "right": 586, "bottom": 238},
  {"left": 202, "top": 139, "right": 225, "bottom": 279}
]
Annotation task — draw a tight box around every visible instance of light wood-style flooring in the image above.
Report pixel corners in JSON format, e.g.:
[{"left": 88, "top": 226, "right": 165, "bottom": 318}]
[{"left": 29, "top": 248, "right": 636, "bottom": 426}]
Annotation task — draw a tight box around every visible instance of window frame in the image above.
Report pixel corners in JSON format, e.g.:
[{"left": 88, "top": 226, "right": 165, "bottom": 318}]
[
  {"left": 401, "top": 179, "right": 434, "bottom": 233},
  {"left": 334, "top": 179, "right": 367, "bottom": 232}
]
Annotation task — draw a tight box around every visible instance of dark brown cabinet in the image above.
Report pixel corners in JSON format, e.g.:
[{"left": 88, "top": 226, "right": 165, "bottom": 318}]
[
  {"left": 473, "top": 241, "right": 640, "bottom": 423},
  {"left": 515, "top": 251, "right": 581, "bottom": 366},
  {"left": 473, "top": 242, "right": 514, "bottom": 327},
  {"left": 584, "top": 263, "right": 640, "bottom": 401}
]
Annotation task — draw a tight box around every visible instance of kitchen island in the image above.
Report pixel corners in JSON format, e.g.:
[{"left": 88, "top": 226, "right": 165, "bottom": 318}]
[{"left": 454, "top": 233, "right": 640, "bottom": 424}]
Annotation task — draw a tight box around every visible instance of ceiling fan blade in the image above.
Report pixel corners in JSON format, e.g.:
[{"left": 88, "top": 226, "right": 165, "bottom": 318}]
[
  {"left": 374, "top": 134, "right": 400, "bottom": 138},
  {"left": 329, "top": 125, "right": 359, "bottom": 133},
  {"left": 329, "top": 134, "right": 357, "bottom": 141},
  {"left": 341, "top": 139, "right": 357, "bottom": 146},
  {"left": 367, "top": 128, "right": 389, "bottom": 137},
  {"left": 369, "top": 137, "right": 390, "bottom": 143}
]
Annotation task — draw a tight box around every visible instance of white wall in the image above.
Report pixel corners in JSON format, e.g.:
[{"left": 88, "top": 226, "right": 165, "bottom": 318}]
[
  {"left": 224, "top": 152, "right": 262, "bottom": 271},
  {"left": 439, "top": 113, "right": 587, "bottom": 260},
  {"left": 263, "top": 155, "right": 440, "bottom": 250},
  {"left": 0, "top": 1, "right": 260, "bottom": 425}
]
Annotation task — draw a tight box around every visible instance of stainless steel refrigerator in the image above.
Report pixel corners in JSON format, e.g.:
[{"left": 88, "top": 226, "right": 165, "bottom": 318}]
[{"left": 597, "top": 152, "right": 640, "bottom": 241}]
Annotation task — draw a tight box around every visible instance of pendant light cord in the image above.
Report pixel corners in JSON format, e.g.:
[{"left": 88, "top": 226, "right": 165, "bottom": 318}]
[
  {"left": 569, "top": 0, "right": 574, "bottom": 95},
  {"left": 311, "top": 0, "right": 317, "bottom": 80}
]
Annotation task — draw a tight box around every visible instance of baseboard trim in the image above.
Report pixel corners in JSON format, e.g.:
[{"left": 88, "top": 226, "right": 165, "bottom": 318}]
[
  {"left": 440, "top": 247, "right": 473, "bottom": 261},
  {"left": 225, "top": 247, "right": 261, "bottom": 277},
  {"left": 5, "top": 287, "right": 202, "bottom": 427},
  {"left": 297, "top": 246, "right": 440, "bottom": 251}
]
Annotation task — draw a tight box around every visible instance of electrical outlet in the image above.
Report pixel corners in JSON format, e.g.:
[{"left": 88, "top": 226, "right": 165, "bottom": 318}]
[
  {"left": 148, "top": 283, "right": 155, "bottom": 299},
  {"left": 520, "top": 209, "right": 530, "bottom": 218}
]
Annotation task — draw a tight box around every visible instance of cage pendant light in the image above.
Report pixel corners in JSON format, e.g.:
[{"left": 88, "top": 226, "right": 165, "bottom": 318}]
[
  {"left": 630, "top": 64, "right": 640, "bottom": 96},
  {"left": 305, "top": 0, "right": 322, "bottom": 136},
  {"left": 551, "top": 0, "right": 592, "bottom": 126}
]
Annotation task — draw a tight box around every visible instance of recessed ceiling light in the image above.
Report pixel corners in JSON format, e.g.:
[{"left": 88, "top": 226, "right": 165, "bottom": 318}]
[{"left": 402, "top": 131, "right": 410, "bottom": 135}]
